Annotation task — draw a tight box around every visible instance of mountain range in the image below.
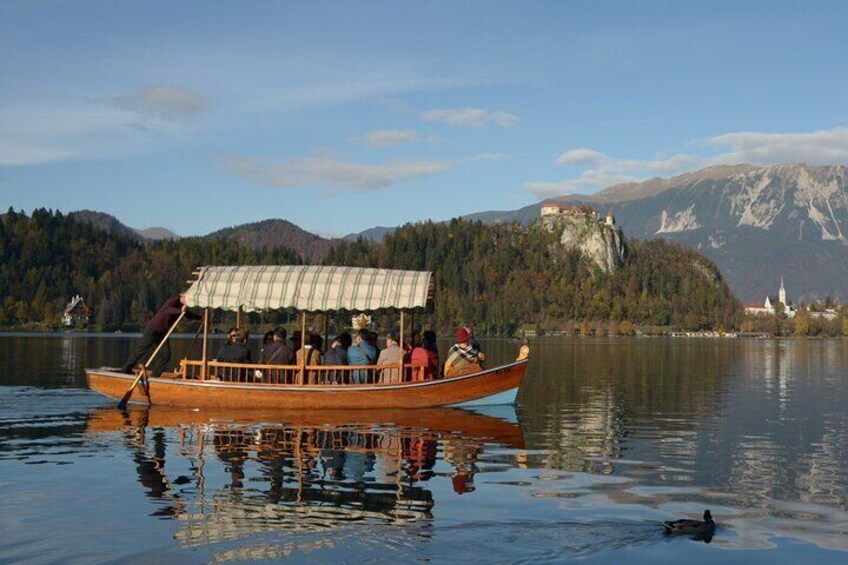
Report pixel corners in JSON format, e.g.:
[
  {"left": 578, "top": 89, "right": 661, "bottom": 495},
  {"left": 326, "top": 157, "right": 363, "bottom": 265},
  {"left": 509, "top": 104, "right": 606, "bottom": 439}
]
[
  {"left": 68, "top": 162, "right": 848, "bottom": 303},
  {"left": 466, "top": 163, "right": 848, "bottom": 302},
  {"left": 68, "top": 211, "right": 339, "bottom": 265},
  {"left": 69, "top": 210, "right": 179, "bottom": 242}
]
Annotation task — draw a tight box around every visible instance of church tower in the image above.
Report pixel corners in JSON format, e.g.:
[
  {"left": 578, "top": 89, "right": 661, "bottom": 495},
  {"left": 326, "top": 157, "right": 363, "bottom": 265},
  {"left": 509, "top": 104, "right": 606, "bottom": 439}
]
[{"left": 779, "top": 277, "right": 787, "bottom": 306}]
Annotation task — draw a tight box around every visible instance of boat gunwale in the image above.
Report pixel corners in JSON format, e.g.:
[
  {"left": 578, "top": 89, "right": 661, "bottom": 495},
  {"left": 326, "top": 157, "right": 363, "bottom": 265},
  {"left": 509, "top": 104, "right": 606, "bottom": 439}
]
[{"left": 87, "top": 359, "right": 528, "bottom": 393}]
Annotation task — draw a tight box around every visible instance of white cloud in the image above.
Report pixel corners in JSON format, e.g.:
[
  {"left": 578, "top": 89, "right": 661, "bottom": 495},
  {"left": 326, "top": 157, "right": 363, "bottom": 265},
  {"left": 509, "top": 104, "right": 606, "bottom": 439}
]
[
  {"left": 0, "top": 88, "right": 206, "bottom": 166},
  {"left": 0, "top": 140, "right": 73, "bottom": 166},
  {"left": 420, "top": 107, "right": 518, "bottom": 129},
  {"left": 470, "top": 152, "right": 512, "bottom": 161},
  {"left": 357, "top": 129, "right": 421, "bottom": 147},
  {"left": 223, "top": 152, "right": 450, "bottom": 194},
  {"left": 555, "top": 148, "right": 611, "bottom": 167},
  {"left": 526, "top": 127, "right": 848, "bottom": 198},
  {"left": 110, "top": 86, "right": 206, "bottom": 122},
  {"left": 0, "top": 105, "right": 147, "bottom": 165},
  {"left": 708, "top": 127, "right": 848, "bottom": 164}
]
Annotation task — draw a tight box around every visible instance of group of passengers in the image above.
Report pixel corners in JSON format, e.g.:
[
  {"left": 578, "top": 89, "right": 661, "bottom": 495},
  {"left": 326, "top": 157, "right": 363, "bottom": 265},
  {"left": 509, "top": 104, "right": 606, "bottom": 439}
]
[{"left": 214, "top": 324, "right": 485, "bottom": 384}]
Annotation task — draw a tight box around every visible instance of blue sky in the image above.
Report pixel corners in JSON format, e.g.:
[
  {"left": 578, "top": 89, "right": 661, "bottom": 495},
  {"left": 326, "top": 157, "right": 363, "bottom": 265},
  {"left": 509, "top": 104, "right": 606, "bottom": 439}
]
[{"left": 2, "top": 0, "right": 847, "bottom": 236}]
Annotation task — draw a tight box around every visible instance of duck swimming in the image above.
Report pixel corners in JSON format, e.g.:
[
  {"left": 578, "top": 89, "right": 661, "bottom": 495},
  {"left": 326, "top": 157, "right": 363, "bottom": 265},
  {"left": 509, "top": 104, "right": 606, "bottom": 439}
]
[{"left": 663, "top": 509, "right": 715, "bottom": 535}]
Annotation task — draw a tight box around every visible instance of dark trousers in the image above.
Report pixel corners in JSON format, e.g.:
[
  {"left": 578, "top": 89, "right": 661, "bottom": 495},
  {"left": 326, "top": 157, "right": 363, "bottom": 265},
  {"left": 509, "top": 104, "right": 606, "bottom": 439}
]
[{"left": 121, "top": 327, "right": 170, "bottom": 377}]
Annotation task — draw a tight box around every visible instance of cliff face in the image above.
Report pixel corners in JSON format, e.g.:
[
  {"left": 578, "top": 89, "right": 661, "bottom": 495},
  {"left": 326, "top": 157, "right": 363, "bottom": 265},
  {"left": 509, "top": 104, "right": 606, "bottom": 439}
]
[
  {"left": 465, "top": 163, "right": 848, "bottom": 301},
  {"left": 540, "top": 214, "right": 626, "bottom": 273}
]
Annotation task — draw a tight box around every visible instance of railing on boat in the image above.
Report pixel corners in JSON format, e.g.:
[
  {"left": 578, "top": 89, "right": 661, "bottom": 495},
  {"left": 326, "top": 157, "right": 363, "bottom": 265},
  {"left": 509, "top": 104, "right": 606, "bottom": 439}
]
[{"left": 179, "top": 359, "right": 433, "bottom": 386}]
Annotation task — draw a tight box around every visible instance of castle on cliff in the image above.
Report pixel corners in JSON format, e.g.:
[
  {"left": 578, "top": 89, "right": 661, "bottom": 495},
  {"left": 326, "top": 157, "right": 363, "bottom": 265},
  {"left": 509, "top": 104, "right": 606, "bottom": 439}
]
[{"left": 540, "top": 202, "right": 615, "bottom": 226}]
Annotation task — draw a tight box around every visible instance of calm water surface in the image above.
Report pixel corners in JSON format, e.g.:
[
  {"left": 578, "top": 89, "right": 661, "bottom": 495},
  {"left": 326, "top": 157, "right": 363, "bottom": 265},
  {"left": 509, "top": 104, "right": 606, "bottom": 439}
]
[{"left": 1, "top": 334, "right": 847, "bottom": 564}]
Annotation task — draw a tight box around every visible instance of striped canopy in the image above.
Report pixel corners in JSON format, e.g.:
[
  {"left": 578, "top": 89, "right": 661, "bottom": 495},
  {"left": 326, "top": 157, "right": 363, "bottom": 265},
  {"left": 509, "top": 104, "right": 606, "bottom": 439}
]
[{"left": 184, "top": 266, "right": 434, "bottom": 313}]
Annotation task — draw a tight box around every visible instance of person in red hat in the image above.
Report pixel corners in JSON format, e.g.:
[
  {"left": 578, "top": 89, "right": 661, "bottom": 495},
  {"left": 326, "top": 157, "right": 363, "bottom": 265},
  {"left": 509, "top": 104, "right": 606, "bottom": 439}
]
[{"left": 444, "top": 326, "right": 485, "bottom": 377}]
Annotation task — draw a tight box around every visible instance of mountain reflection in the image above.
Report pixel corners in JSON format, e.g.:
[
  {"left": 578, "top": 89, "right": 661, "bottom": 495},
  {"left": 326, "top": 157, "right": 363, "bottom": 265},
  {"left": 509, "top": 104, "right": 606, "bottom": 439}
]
[
  {"left": 517, "top": 339, "right": 848, "bottom": 513},
  {"left": 86, "top": 406, "right": 524, "bottom": 546}
]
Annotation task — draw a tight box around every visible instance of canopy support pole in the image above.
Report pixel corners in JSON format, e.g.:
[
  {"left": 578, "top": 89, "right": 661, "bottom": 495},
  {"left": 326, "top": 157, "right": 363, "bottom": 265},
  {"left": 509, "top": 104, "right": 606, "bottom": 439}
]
[
  {"left": 201, "top": 308, "right": 209, "bottom": 380},
  {"left": 299, "top": 312, "right": 307, "bottom": 385},
  {"left": 398, "top": 311, "right": 405, "bottom": 384},
  {"left": 323, "top": 315, "right": 329, "bottom": 354},
  {"left": 236, "top": 306, "right": 242, "bottom": 328}
]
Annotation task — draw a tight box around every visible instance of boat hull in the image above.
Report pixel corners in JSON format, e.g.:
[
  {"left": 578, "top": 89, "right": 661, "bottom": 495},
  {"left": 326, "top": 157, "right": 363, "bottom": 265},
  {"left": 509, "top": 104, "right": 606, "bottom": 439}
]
[{"left": 85, "top": 360, "right": 527, "bottom": 409}]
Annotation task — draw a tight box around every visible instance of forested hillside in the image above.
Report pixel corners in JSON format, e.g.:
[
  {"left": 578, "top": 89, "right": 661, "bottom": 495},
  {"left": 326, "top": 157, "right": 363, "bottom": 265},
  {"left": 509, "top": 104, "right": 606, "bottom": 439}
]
[
  {"left": 0, "top": 208, "right": 299, "bottom": 329},
  {"left": 1, "top": 208, "right": 739, "bottom": 333},
  {"left": 325, "top": 218, "right": 740, "bottom": 334}
]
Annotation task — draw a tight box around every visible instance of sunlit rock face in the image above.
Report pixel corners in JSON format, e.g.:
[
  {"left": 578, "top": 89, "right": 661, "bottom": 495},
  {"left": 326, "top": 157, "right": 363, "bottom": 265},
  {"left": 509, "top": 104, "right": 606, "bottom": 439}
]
[
  {"left": 541, "top": 213, "right": 626, "bottom": 273},
  {"left": 728, "top": 164, "right": 848, "bottom": 241}
]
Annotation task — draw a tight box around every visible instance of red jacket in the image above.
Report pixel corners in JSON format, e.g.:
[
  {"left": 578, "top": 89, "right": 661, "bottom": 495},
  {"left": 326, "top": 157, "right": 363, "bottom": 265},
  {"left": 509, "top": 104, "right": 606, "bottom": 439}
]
[
  {"left": 410, "top": 347, "right": 440, "bottom": 380},
  {"left": 147, "top": 297, "right": 200, "bottom": 334}
]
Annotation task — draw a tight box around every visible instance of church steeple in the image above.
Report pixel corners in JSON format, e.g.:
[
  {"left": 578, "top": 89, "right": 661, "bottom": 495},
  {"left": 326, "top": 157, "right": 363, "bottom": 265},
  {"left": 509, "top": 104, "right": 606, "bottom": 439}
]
[{"left": 779, "top": 277, "right": 787, "bottom": 306}]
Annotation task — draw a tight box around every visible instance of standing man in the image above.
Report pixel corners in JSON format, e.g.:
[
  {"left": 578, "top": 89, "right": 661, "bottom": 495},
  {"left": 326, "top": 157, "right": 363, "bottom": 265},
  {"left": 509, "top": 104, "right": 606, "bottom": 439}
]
[{"left": 121, "top": 295, "right": 201, "bottom": 377}]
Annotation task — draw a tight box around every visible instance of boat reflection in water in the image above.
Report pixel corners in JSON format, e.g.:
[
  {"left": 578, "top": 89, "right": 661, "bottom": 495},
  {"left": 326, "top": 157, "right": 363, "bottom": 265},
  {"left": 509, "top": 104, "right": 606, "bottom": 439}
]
[{"left": 86, "top": 406, "right": 524, "bottom": 555}]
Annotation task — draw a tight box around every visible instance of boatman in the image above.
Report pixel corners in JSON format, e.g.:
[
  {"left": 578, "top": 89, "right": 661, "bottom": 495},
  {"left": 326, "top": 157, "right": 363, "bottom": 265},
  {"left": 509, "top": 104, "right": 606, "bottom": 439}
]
[{"left": 121, "top": 295, "right": 201, "bottom": 377}]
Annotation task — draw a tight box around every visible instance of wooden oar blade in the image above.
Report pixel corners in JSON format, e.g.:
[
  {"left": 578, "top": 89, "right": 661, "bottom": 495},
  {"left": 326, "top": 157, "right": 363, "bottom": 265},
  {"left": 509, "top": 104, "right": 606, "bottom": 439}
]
[
  {"left": 117, "top": 387, "right": 134, "bottom": 410},
  {"left": 117, "top": 368, "right": 143, "bottom": 409}
]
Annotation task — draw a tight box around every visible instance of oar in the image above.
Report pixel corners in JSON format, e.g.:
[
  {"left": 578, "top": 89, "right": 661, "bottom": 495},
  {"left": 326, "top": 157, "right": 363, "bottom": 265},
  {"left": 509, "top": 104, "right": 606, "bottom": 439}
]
[{"left": 118, "top": 311, "right": 186, "bottom": 409}]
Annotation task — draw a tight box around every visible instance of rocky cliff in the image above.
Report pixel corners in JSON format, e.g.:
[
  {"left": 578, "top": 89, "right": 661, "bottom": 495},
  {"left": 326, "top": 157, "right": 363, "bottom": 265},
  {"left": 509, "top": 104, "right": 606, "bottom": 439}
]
[
  {"left": 463, "top": 163, "right": 848, "bottom": 302},
  {"left": 540, "top": 213, "right": 626, "bottom": 273}
]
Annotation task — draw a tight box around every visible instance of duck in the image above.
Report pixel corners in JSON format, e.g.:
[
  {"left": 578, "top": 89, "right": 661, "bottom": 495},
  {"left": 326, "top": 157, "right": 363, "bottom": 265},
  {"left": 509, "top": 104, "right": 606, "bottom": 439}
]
[{"left": 663, "top": 510, "right": 715, "bottom": 535}]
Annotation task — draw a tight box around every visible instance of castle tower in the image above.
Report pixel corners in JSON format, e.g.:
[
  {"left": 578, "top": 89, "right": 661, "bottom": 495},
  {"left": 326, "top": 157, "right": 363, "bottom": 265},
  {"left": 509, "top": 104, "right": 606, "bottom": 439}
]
[
  {"left": 605, "top": 210, "right": 615, "bottom": 226},
  {"left": 779, "top": 277, "right": 787, "bottom": 306}
]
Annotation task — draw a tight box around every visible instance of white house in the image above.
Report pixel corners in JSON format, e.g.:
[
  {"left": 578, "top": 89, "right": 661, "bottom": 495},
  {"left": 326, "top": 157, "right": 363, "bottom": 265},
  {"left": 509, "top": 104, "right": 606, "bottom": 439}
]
[{"left": 62, "top": 295, "right": 90, "bottom": 327}]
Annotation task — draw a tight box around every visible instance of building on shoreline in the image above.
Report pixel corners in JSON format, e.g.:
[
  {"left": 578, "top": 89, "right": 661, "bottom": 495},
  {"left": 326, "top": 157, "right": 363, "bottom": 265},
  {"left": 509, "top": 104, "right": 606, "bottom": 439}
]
[
  {"left": 744, "top": 278, "right": 796, "bottom": 318},
  {"left": 62, "top": 295, "right": 90, "bottom": 328}
]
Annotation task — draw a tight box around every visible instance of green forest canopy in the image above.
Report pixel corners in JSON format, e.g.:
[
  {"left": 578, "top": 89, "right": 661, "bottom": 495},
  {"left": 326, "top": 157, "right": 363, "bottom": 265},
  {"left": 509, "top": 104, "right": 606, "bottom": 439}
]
[
  {"left": 325, "top": 218, "right": 740, "bottom": 333},
  {"left": 1, "top": 208, "right": 740, "bottom": 333},
  {"left": 0, "top": 208, "right": 299, "bottom": 329}
]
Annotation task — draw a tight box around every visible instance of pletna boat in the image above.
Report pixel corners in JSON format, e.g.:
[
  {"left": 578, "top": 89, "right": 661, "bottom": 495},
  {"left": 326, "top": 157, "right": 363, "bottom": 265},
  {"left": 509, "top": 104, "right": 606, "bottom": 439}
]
[{"left": 86, "top": 265, "right": 529, "bottom": 409}]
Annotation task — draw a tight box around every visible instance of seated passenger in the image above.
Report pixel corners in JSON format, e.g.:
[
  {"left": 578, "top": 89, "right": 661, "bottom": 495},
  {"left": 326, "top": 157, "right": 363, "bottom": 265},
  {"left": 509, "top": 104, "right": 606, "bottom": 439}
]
[
  {"left": 377, "top": 331, "right": 403, "bottom": 383},
  {"left": 464, "top": 326, "right": 483, "bottom": 366},
  {"left": 259, "top": 327, "right": 293, "bottom": 365},
  {"left": 260, "top": 330, "right": 274, "bottom": 353},
  {"left": 217, "top": 327, "right": 252, "bottom": 363},
  {"left": 324, "top": 332, "right": 351, "bottom": 384},
  {"left": 218, "top": 327, "right": 237, "bottom": 352},
  {"left": 348, "top": 329, "right": 377, "bottom": 384},
  {"left": 444, "top": 327, "right": 485, "bottom": 377},
  {"left": 296, "top": 333, "right": 323, "bottom": 383},
  {"left": 411, "top": 330, "right": 440, "bottom": 381},
  {"left": 216, "top": 327, "right": 252, "bottom": 381}
]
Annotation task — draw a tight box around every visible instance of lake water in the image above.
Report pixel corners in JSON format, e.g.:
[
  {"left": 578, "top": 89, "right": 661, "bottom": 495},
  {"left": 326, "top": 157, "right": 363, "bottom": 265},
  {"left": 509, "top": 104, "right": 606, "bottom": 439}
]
[{"left": 1, "top": 334, "right": 847, "bottom": 564}]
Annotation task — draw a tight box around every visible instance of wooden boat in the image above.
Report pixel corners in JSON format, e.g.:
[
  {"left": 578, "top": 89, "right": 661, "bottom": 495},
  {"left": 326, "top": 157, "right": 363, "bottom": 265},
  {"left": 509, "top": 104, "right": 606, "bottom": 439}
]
[{"left": 86, "top": 265, "right": 528, "bottom": 409}]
